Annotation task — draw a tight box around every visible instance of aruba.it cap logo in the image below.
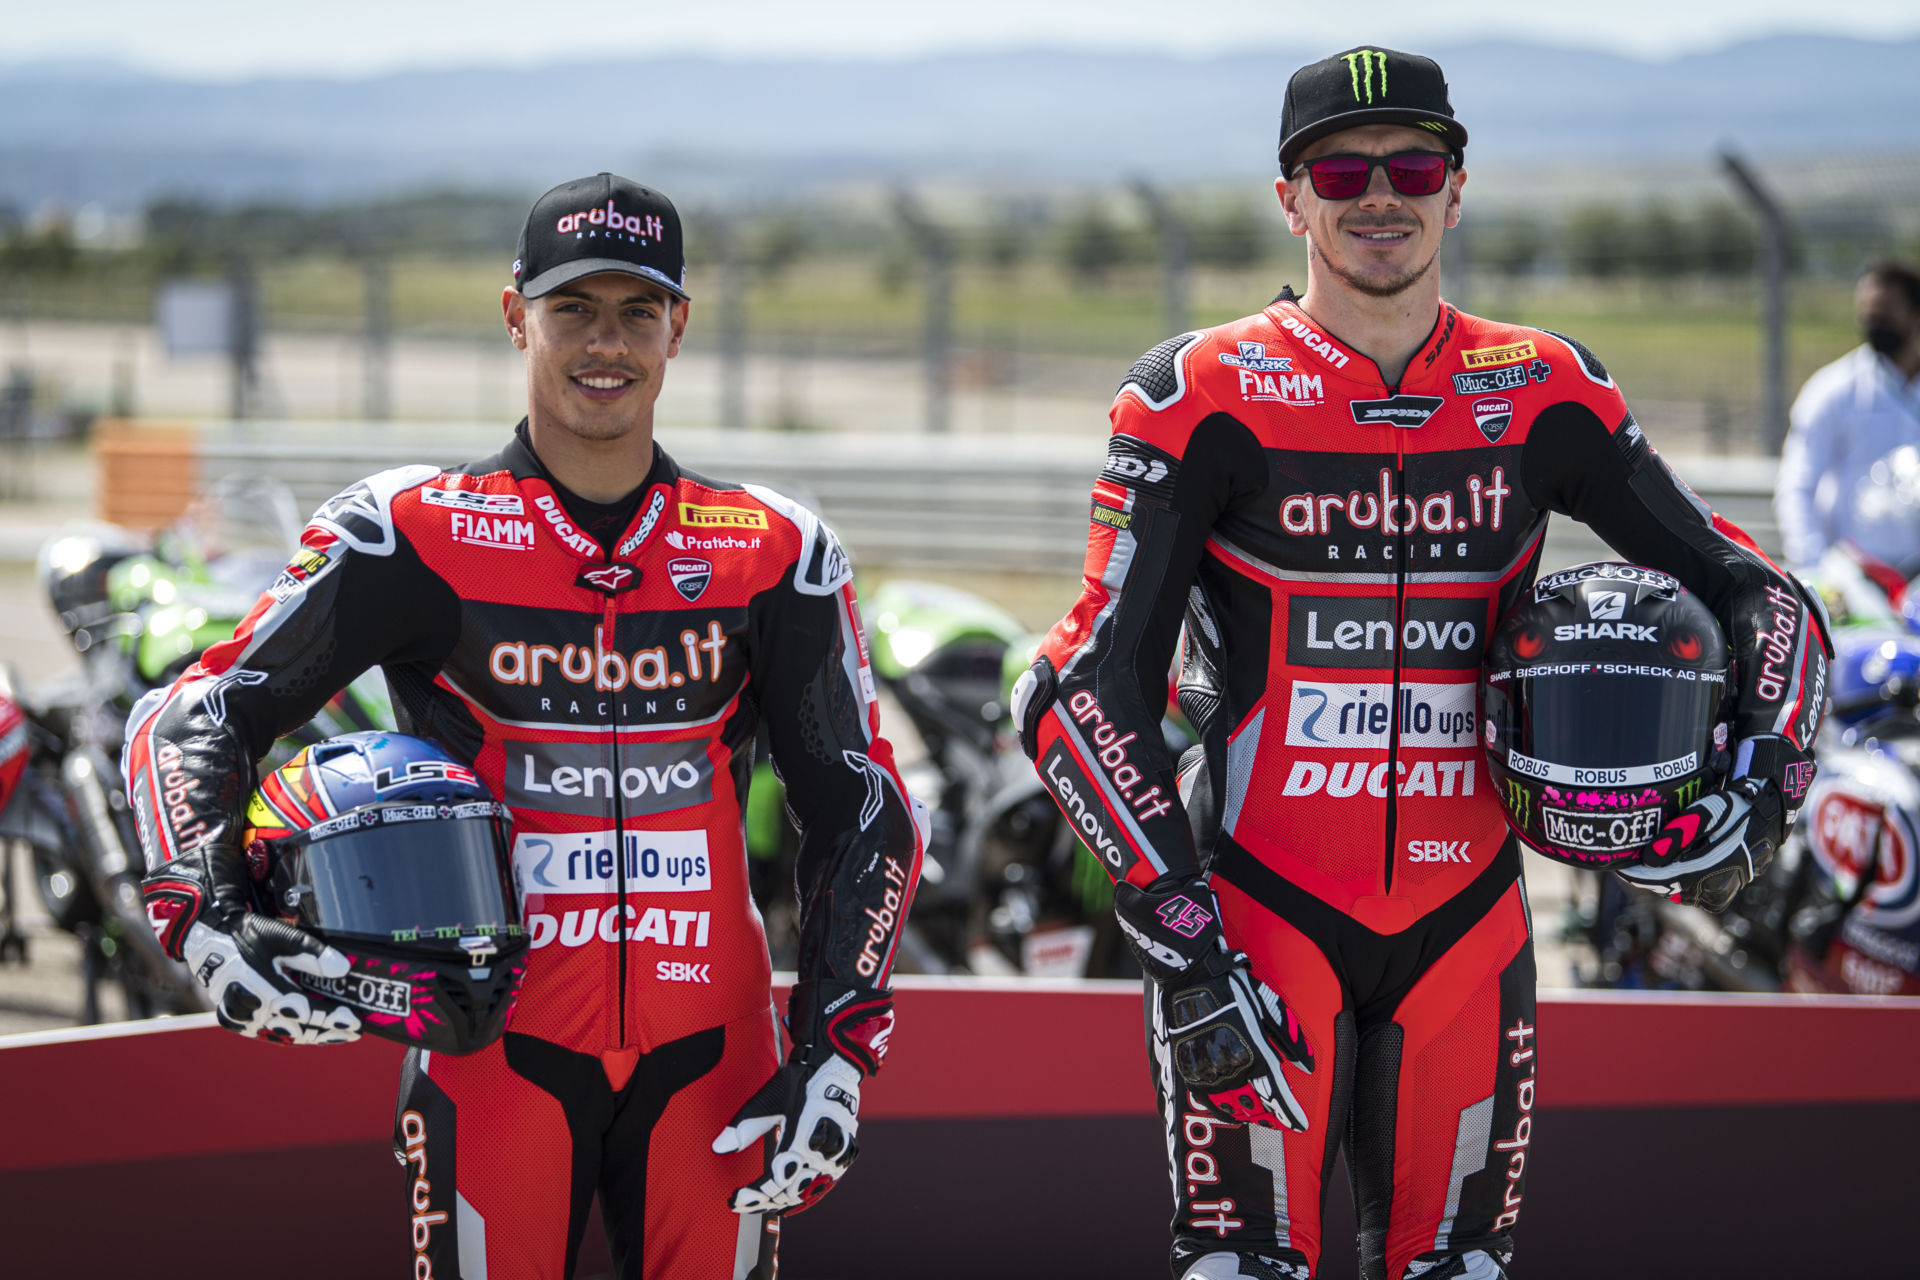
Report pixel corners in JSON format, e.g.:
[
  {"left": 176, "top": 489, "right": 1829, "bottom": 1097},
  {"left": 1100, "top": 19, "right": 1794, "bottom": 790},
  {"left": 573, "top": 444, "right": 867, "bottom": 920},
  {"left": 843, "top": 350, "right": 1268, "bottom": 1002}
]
[{"left": 1343, "top": 50, "right": 1389, "bottom": 103}]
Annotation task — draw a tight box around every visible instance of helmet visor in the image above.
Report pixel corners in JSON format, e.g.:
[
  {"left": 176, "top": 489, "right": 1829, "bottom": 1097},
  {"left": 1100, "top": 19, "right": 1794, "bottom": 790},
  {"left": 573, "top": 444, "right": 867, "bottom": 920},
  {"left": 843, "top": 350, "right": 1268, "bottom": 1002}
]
[
  {"left": 1498, "top": 668, "right": 1725, "bottom": 786},
  {"left": 286, "top": 809, "right": 521, "bottom": 945}
]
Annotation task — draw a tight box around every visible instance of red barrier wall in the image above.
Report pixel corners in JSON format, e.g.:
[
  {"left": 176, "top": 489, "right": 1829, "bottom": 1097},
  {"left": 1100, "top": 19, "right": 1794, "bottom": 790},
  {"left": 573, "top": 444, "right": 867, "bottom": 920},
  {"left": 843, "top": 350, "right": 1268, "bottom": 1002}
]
[{"left": 2, "top": 980, "right": 1916, "bottom": 1277}]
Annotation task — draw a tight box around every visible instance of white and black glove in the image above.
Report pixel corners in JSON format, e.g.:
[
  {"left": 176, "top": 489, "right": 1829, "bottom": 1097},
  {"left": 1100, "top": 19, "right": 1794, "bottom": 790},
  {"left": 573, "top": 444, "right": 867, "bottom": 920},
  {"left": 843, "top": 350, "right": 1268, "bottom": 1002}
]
[
  {"left": 714, "top": 980, "right": 893, "bottom": 1216},
  {"left": 1117, "top": 875, "right": 1313, "bottom": 1131},
  {"left": 143, "top": 848, "right": 363, "bottom": 1045},
  {"left": 1617, "top": 776, "right": 1784, "bottom": 914}
]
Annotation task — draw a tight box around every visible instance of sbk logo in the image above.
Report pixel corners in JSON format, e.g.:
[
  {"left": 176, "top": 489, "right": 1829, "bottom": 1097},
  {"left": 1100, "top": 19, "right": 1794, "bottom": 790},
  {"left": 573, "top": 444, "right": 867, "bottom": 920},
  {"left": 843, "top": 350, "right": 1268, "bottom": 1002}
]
[
  {"left": 657, "top": 961, "right": 712, "bottom": 983},
  {"left": 576, "top": 562, "right": 640, "bottom": 595}
]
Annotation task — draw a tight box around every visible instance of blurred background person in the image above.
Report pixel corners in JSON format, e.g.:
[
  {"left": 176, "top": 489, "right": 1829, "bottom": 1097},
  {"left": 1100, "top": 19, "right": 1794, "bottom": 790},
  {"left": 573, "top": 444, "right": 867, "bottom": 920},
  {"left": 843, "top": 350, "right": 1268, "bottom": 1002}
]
[{"left": 1775, "top": 260, "right": 1920, "bottom": 570}]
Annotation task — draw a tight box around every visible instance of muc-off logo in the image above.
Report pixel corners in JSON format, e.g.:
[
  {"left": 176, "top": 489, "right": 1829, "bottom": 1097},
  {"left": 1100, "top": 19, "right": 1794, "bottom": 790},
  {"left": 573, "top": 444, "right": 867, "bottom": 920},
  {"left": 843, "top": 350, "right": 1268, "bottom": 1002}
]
[
  {"left": 1155, "top": 896, "right": 1214, "bottom": 938},
  {"left": 1534, "top": 563, "right": 1678, "bottom": 601},
  {"left": 300, "top": 970, "right": 411, "bottom": 1017},
  {"left": 1343, "top": 49, "right": 1390, "bottom": 103}
]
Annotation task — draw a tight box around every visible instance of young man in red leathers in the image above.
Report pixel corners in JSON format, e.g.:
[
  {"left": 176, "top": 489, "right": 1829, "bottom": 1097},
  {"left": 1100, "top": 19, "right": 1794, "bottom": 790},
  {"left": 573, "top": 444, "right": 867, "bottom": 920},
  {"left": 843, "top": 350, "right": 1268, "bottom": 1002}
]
[
  {"left": 1014, "top": 48, "right": 1827, "bottom": 1280},
  {"left": 126, "top": 174, "right": 926, "bottom": 1279}
]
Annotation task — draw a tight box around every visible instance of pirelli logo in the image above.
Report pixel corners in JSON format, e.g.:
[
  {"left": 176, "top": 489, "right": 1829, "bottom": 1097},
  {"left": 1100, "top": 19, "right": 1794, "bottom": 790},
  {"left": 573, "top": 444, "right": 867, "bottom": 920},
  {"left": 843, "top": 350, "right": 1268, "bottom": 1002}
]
[
  {"left": 1461, "top": 340, "right": 1538, "bottom": 370},
  {"left": 678, "top": 503, "right": 769, "bottom": 530}
]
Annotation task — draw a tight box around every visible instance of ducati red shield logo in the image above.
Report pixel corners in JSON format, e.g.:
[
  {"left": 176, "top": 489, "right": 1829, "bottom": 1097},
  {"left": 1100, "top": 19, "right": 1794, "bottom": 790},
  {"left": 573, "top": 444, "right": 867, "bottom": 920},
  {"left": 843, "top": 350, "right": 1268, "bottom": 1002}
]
[
  {"left": 668, "top": 557, "right": 713, "bottom": 602},
  {"left": 576, "top": 562, "right": 639, "bottom": 595},
  {"left": 1472, "top": 397, "right": 1514, "bottom": 443}
]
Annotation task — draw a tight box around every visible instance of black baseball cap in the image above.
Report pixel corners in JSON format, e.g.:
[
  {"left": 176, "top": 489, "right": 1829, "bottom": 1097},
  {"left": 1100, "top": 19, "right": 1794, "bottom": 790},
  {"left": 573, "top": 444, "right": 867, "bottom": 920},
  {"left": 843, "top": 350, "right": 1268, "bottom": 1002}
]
[
  {"left": 513, "top": 172, "right": 689, "bottom": 301},
  {"left": 1278, "top": 47, "right": 1468, "bottom": 173}
]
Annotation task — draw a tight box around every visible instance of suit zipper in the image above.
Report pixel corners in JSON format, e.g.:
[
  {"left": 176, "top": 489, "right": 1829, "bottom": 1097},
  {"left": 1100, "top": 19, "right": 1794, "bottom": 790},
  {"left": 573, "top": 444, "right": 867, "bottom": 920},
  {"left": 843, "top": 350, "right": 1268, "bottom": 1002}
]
[
  {"left": 1384, "top": 388, "right": 1408, "bottom": 896},
  {"left": 601, "top": 591, "right": 629, "bottom": 1049}
]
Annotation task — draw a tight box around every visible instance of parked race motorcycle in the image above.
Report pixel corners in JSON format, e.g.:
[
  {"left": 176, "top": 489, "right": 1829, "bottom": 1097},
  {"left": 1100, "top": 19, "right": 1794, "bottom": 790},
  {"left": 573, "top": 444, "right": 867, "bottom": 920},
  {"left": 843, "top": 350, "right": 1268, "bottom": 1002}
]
[
  {"left": 745, "top": 577, "right": 1143, "bottom": 977},
  {"left": 6, "top": 481, "right": 391, "bottom": 1021}
]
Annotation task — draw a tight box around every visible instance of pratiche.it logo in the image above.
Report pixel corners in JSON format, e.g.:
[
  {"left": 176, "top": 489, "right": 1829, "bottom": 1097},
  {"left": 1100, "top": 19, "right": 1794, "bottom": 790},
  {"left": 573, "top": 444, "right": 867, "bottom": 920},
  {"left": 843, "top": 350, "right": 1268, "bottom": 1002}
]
[{"left": 1343, "top": 49, "right": 1389, "bottom": 103}]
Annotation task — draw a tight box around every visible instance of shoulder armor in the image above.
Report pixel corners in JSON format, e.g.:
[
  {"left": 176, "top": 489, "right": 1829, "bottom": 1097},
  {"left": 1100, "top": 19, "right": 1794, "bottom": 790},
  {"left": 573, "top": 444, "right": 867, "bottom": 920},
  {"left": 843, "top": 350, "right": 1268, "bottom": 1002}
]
[
  {"left": 743, "top": 483, "right": 853, "bottom": 597},
  {"left": 1538, "top": 329, "right": 1615, "bottom": 389},
  {"left": 1117, "top": 333, "right": 1201, "bottom": 410},
  {"left": 310, "top": 464, "right": 440, "bottom": 556}
]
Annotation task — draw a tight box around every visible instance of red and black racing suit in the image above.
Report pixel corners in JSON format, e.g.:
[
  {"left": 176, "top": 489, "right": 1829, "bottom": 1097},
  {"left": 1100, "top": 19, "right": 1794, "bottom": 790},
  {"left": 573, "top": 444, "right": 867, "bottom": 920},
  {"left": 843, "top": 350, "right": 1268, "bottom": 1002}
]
[
  {"left": 1028, "top": 292, "right": 1826, "bottom": 1280},
  {"left": 125, "top": 424, "right": 925, "bottom": 1279}
]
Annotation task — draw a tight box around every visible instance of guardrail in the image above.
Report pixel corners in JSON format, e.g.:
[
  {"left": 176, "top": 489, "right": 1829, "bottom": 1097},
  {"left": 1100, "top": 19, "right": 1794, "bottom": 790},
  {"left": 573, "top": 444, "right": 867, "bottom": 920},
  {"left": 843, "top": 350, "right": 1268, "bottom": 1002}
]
[{"left": 185, "top": 421, "right": 1784, "bottom": 575}]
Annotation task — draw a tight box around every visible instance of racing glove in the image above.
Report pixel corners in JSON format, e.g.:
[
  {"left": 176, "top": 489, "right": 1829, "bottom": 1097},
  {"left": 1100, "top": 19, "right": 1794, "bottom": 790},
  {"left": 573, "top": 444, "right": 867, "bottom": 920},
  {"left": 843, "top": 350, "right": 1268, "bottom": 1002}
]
[
  {"left": 713, "top": 979, "right": 893, "bottom": 1215},
  {"left": 1117, "top": 875, "right": 1313, "bottom": 1131},
  {"left": 1617, "top": 776, "right": 1784, "bottom": 914},
  {"left": 142, "top": 848, "right": 363, "bottom": 1045}
]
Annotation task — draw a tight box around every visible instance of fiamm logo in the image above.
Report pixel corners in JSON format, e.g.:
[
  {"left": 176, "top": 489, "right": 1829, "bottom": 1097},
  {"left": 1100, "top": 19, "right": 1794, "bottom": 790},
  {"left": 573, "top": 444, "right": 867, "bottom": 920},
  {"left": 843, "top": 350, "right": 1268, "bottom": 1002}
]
[{"left": 1343, "top": 50, "right": 1389, "bottom": 103}]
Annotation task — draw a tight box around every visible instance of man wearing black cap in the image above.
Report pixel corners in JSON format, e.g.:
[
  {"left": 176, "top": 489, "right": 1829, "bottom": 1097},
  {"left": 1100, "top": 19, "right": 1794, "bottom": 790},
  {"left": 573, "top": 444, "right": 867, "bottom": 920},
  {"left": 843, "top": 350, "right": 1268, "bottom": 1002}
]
[
  {"left": 1013, "top": 47, "right": 1828, "bottom": 1280},
  {"left": 129, "top": 172, "right": 927, "bottom": 1278}
]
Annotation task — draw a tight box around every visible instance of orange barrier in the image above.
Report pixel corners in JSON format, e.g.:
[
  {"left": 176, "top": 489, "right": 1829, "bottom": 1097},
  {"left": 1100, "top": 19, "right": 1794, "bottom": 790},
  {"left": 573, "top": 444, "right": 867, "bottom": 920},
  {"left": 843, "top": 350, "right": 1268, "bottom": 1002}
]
[
  {"left": 91, "top": 419, "right": 200, "bottom": 532},
  {"left": 2, "top": 980, "right": 1916, "bottom": 1278}
]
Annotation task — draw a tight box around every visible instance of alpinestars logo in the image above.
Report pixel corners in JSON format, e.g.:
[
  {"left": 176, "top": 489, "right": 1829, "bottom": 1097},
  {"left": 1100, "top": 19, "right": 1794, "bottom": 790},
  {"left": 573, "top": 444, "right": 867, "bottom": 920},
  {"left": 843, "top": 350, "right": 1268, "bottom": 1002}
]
[
  {"left": 1344, "top": 49, "right": 1389, "bottom": 102},
  {"left": 577, "top": 563, "right": 639, "bottom": 595},
  {"left": 616, "top": 489, "right": 668, "bottom": 558},
  {"left": 1218, "top": 342, "right": 1292, "bottom": 373}
]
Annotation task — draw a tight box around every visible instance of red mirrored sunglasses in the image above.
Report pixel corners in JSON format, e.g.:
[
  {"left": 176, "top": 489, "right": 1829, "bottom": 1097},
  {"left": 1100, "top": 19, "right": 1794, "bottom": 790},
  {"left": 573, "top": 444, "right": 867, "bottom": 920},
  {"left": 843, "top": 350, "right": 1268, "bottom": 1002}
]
[{"left": 1297, "top": 151, "right": 1451, "bottom": 200}]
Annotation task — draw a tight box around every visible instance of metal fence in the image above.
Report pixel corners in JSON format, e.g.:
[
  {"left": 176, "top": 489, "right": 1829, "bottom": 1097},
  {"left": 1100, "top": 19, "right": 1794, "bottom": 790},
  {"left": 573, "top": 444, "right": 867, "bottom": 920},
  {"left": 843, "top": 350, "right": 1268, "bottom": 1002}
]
[{"left": 196, "top": 422, "right": 1784, "bottom": 576}]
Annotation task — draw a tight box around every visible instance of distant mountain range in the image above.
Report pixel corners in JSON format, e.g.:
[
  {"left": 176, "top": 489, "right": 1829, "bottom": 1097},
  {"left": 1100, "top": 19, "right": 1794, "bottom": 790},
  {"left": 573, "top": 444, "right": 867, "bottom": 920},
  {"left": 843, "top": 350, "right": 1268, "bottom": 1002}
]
[{"left": 2, "top": 35, "right": 1914, "bottom": 209}]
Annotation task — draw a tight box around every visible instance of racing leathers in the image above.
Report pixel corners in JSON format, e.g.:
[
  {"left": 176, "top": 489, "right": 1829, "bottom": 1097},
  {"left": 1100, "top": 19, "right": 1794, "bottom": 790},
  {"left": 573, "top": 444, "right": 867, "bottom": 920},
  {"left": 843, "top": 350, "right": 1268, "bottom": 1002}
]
[
  {"left": 124, "top": 423, "right": 925, "bottom": 1279},
  {"left": 1020, "top": 292, "right": 1828, "bottom": 1280}
]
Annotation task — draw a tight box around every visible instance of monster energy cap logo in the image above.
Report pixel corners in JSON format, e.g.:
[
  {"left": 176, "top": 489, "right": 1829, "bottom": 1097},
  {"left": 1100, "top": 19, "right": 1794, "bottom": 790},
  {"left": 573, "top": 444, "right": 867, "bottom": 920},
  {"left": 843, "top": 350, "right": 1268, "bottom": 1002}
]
[
  {"left": 1279, "top": 46, "right": 1468, "bottom": 171},
  {"left": 1344, "top": 50, "right": 1389, "bottom": 103}
]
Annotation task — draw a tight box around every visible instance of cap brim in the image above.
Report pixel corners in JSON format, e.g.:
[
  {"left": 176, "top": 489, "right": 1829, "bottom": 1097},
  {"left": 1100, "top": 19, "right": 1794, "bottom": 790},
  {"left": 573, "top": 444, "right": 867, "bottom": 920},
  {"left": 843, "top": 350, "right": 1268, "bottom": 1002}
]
[
  {"left": 1279, "top": 108, "right": 1468, "bottom": 170},
  {"left": 521, "top": 258, "right": 690, "bottom": 301}
]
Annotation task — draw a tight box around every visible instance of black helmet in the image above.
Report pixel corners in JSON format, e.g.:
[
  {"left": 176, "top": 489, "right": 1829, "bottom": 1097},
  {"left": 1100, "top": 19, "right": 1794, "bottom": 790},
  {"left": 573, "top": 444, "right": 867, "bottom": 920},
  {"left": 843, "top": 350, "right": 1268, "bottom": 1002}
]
[
  {"left": 1481, "top": 562, "right": 1734, "bottom": 867},
  {"left": 243, "top": 732, "right": 528, "bottom": 1054}
]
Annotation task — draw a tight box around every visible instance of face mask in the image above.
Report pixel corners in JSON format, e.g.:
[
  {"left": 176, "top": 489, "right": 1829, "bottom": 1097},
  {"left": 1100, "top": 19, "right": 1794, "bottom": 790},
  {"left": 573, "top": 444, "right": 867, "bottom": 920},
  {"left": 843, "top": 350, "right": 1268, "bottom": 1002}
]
[{"left": 1866, "top": 323, "right": 1908, "bottom": 358}]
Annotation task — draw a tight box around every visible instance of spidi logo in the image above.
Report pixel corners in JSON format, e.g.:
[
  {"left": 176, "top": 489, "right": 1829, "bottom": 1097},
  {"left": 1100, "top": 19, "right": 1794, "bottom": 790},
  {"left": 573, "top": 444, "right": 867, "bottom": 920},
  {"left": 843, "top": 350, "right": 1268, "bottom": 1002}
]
[{"left": 557, "top": 200, "right": 664, "bottom": 240}]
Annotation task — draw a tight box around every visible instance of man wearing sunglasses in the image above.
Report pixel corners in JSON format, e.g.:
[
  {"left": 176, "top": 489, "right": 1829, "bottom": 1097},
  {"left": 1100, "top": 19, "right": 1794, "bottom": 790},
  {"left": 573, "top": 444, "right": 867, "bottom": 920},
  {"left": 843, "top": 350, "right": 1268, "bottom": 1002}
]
[{"left": 1014, "top": 46, "right": 1829, "bottom": 1280}]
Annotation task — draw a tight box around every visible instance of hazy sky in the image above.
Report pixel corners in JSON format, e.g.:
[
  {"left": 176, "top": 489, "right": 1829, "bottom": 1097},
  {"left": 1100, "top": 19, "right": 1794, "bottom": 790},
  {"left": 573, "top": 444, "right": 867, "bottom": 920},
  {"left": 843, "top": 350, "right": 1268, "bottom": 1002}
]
[{"left": 10, "top": 0, "right": 1917, "bottom": 79}]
